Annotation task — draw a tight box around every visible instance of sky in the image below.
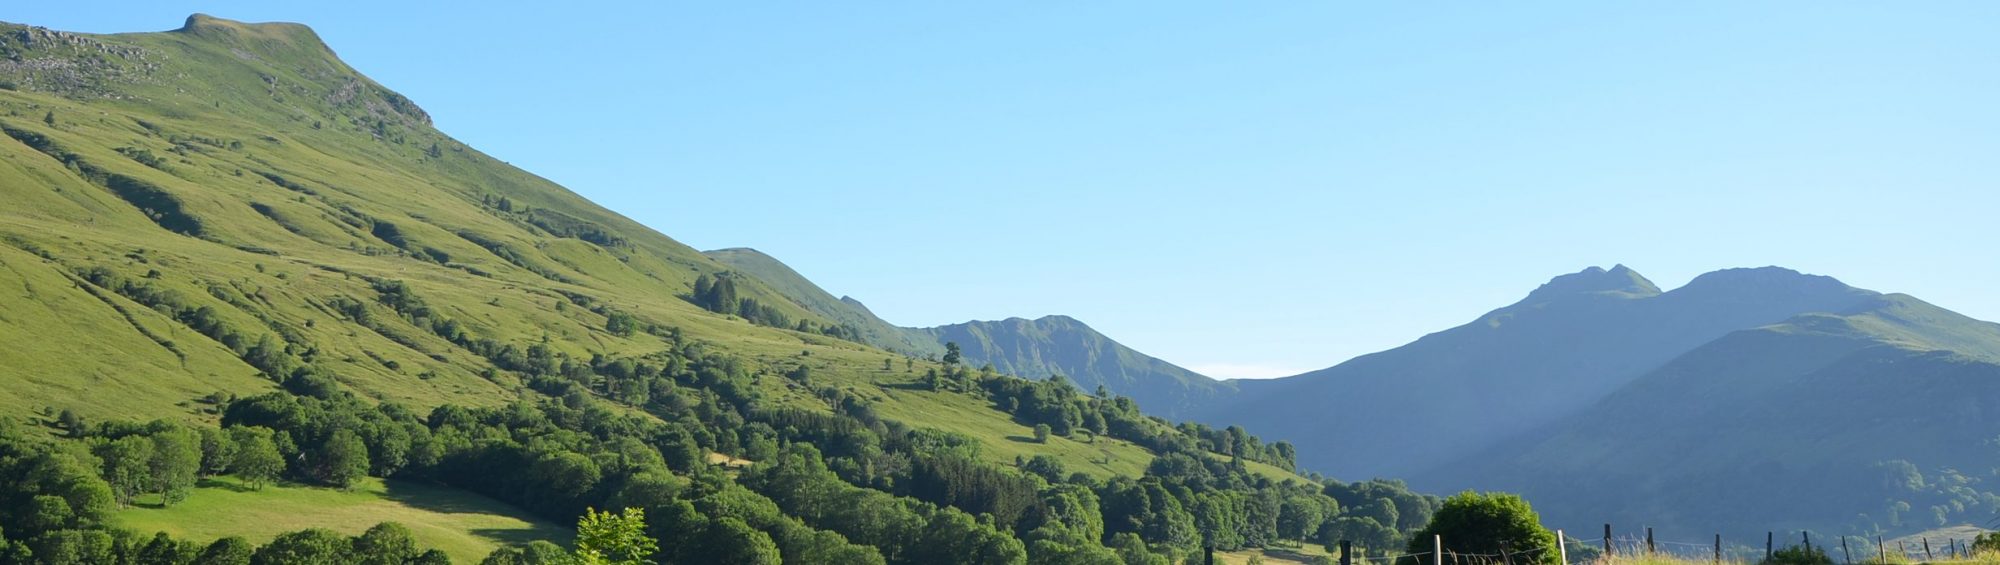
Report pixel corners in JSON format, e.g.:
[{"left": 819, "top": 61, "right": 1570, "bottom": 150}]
[{"left": 10, "top": 2, "right": 2000, "bottom": 379}]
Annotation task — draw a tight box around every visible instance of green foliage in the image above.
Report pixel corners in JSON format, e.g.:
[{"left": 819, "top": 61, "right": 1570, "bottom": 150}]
[
  {"left": 353, "top": 522, "right": 421, "bottom": 565},
  {"left": 250, "top": 528, "right": 352, "bottom": 565},
  {"left": 1765, "top": 544, "right": 1834, "bottom": 565},
  {"left": 226, "top": 427, "right": 284, "bottom": 490},
  {"left": 575, "top": 507, "right": 655, "bottom": 565},
  {"left": 1405, "top": 492, "right": 1557, "bottom": 565}
]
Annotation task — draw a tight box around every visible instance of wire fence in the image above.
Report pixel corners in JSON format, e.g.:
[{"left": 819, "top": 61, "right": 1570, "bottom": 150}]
[{"left": 1331, "top": 527, "right": 1987, "bottom": 565}]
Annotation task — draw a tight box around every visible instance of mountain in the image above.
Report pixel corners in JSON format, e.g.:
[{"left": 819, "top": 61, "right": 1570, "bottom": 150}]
[
  {"left": 1427, "top": 292, "right": 2000, "bottom": 537},
  {"left": 1194, "top": 265, "right": 1881, "bottom": 479},
  {"left": 701, "top": 247, "right": 945, "bottom": 357},
  {"left": 915, "top": 315, "right": 1234, "bottom": 417},
  {"left": 0, "top": 15, "right": 1347, "bottom": 564},
  {"left": 0, "top": 14, "right": 839, "bottom": 417},
  {"left": 705, "top": 247, "right": 1233, "bottom": 417}
]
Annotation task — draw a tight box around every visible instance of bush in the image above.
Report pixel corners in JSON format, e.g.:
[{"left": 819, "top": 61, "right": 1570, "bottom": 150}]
[
  {"left": 1766, "top": 545, "right": 1834, "bottom": 565},
  {"left": 1405, "top": 491, "right": 1558, "bottom": 565}
]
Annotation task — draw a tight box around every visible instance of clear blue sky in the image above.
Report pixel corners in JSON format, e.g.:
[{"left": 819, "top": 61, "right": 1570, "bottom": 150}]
[{"left": 13, "top": 2, "right": 2000, "bottom": 379}]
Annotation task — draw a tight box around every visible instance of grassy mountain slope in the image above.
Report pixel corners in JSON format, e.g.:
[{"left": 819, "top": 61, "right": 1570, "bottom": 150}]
[
  {"left": 702, "top": 247, "right": 944, "bottom": 357},
  {"left": 705, "top": 247, "right": 1233, "bottom": 418},
  {"left": 1198, "top": 265, "right": 1881, "bottom": 479},
  {"left": 1428, "top": 294, "right": 2000, "bottom": 538},
  {"left": 0, "top": 14, "right": 846, "bottom": 420},
  {"left": 0, "top": 16, "right": 1339, "bottom": 562}
]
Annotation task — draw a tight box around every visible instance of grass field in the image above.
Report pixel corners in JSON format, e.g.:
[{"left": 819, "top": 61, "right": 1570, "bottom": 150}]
[{"left": 113, "top": 476, "right": 568, "bottom": 562}]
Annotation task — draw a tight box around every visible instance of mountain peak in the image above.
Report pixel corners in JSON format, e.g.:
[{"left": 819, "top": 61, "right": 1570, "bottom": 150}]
[
  {"left": 1527, "top": 264, "right": 1661, "bottom": 300},
  {"left": 175, "top": 14, "right": 326, "bottom": 51},
  {"left": 1678, "top": 266, "right": 1857, "bottom": 296}
]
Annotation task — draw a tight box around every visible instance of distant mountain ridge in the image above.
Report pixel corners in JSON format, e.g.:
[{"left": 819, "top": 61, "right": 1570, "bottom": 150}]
[
  {"left": 1193, "top": 265, "right": 1882, "bottom": 479},
  {"left": 704, "top": 247, "right": 1232, "bottom": 416},
  {"left": 1428, "top": 291, "right": 2000, "bottom": 536}
]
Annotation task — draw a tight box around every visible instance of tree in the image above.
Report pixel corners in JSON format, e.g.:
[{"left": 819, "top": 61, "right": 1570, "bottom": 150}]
[
  {"left": 199, "top": 427, "right": 238, "bottom": 477},
  {"left": 138, "top": 531, "right": 194, "bottom": 565},
  {"left": 944, "top": 342, "right": 963, "bottom": 366},
  {"left": 315, "top": 429, "right": 371, "bottom": 488},
  {"left": 98, "top": 434, "right": 155, "bottom": 506},
  {"left": 352, "top": 522, "right": 419, "bottom": 565},
  {"left": 57, "top": 408, "right": 86, "bottom": 438},
  {"left": 251, "top": 529, "right": 352, "bottom": 565},
  {"left": 194, "top": 537, "right": 254, "bottom": 565},
  {"left": 480, "top": 541, "right": 573, "bottom": 565},
  {"left": 1034, "top": 424, "right": 1053, "bottom": 444},
  {"left": 575, "top": 507, "right": 656, "bottom": 565},
  {"left": 150, "top": 426, "right": 203, "bottom": 505},
  {"left": 229, "top": 427, "right": 285, "bottom": 490},
  {"left": 884, "top": 358, "right": 894, "bottom": 371},
  {"left": 706, "top": 517, "right": 781, "bottom": 565},
  {"left": 43, "top": 111, "right": 55, "bottom": 126},
  {"left": 1404, "top": 491, "right": 1557, "bottom": 565}
]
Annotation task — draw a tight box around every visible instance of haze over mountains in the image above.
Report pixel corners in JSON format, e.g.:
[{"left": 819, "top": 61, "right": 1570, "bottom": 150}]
[
  {"left": 705, "top": 239, "right": 2000, "bottom": 538},
  {"left": 6, "top": 11, "right": 2000, "bottom": 560}
]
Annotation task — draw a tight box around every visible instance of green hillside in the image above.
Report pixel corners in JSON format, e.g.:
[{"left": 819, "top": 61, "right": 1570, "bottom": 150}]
[
  {"left": 702, "top": 247, "right": 944, "bottom": 358},
  {"left": 0, "top": 15, "right": 1391, "bottom": 565},
  {"left": 1428, "top": 294, "right": 2000, "bottom": 539},
  {"left": 112, "top": 476, "right": 568, "bottom": 563},
  {"left": 707, "top": 247, "right": 1234, "bottom": 418}
]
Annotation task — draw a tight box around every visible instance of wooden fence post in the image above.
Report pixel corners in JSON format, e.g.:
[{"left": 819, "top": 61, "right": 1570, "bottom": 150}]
[
  {"left": 1557, "top": 529, "right": 1568, "bottom": 565},
  {"left": 1767, "top": 532, "right": 1774, "bottom": 562},
  {"left": 1716, "top": 534, "right": 1723, "bottom": 564},
  {"left": 1341, "top": 541, "right": 1352, "bottom": 565},
  {"left": 1435, "top": 534, "right": 1444, "bottom": 565},
  {"left": 1924, "top": 537, "right": 1933, "bottom": 561},
  {"left": 1648, "top": 528, "right": 1657, "bottom": 555},
  {"left": 1805, "top": 532, "right": 1813, "bottom": 556},
  {"left": 1605, "top": 524, "right": 1614, "bottom": 557},
  {"left": 1842, "top": 536, "right": 1852, "bottom": 564},
  {"left": 1878, "top": 536, "right": 1885, "bottom": 563}
]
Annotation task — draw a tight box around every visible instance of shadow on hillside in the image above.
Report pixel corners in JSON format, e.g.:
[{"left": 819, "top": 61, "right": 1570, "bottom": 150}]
[
  {"left": 876, "top": 381, "right": 932, "bottom": 391},
  {"left": 471, "top": 526, "right": 571, "bottom": 548},
  {"left": 381, "top": 480, "right": 521, "bottom": 515},
  {"left": 196, "top": 477, "right": 253, "bottom": 493},
  {"left": 1004, "top": 435, "right": 1040, "bottom": 444}
]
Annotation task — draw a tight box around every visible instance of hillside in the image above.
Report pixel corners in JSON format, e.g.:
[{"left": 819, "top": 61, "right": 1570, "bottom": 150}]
[
  {"left": 1195, "top": 265, "right": 1880, "bottom": 478},
  {"left": 0, "top": 15, "right": 1367, "bottom": 565},
  {"left": 707, "top": 247, "right": 1234, "bottom": 417},
  {"left": 1426, "top": 293, "right": 2000, "bottom": 538}
]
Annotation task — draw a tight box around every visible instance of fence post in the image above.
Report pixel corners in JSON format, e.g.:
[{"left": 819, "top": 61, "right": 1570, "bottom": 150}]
[
  {"left": 1900, "top": 540, "right": 1908, "bottom": 560},
  {"left": 1648, "top": 528, "right": 1657, "bottom": 555},
  {"left": 1605, "top": 524, "right": 1615, "bottom": 557},
  {"left": 1341, "top": 541, "right": 1352, "bottom": 565},
  {"left": 1925, "top": 537, "right": 1933, "bottom": 561},
  {"left": 1878, "top": 537, "right": 1885, "bottom": 563},
  {"left": 1716, "top": 534, "right": 1722, "bottom": 564},
  {"left": 1557, "top": 529, "right": 1569, "bottom": 565},
  {"left": 1767, "top": 532, "right": 1774, "bottom": 562},
  {"left": 1805, "top": 532, "right": 1813, "bottom": 556},
  {"left": 1842, "top": 536, "right": 1852, "bottom": 564},
  {"left": 1435, "top": 534, "right": 1444, "bottom": 565}
]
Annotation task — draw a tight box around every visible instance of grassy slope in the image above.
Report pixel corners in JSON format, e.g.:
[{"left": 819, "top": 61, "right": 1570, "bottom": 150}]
[
  {"left": 114, "top": 476, "right": 568, "bottom": 563},
  {"left": 0, "top": 15, "right": 1310, "bottom": 548}
]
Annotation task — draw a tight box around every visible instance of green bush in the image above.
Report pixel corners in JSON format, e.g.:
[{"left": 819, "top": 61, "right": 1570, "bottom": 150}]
[
  {"left": 1765, "top": 544, "right": 1833, "bottom": 565},
  {"left": 1405, "top": 491, "right": 1558, "bottom": 565}
]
